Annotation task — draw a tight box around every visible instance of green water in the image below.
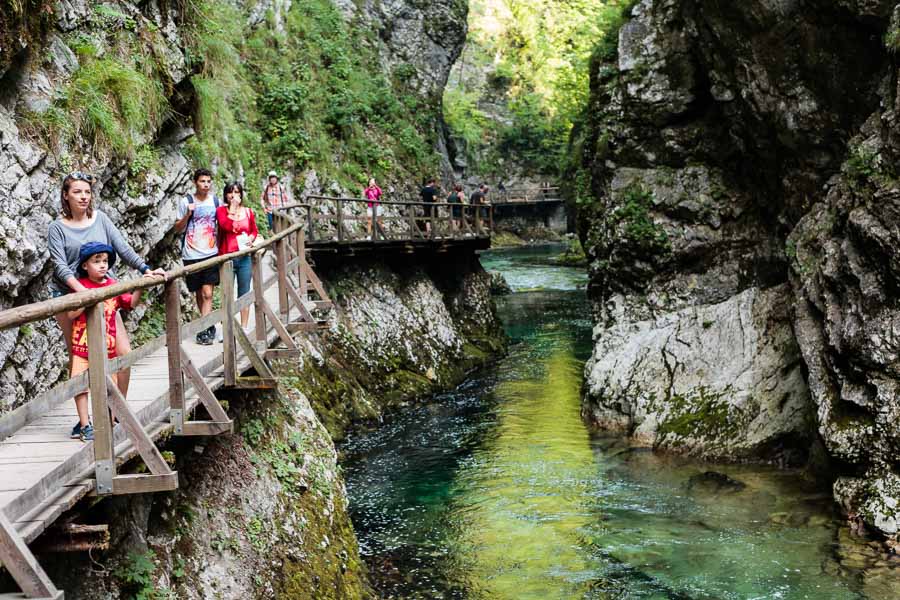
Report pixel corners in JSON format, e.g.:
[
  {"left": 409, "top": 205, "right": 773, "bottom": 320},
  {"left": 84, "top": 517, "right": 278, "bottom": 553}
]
[{"left": 341, "top": 245, "right": 897, "bottom": 599}]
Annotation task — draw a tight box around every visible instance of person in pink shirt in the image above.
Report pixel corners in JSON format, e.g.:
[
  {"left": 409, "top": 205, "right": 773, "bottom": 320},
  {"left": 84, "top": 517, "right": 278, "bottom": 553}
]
[
  {"left": 364, "top": 177, "right": 383, "bottom": 240},
  {"left": 216, "top": 182, "right": 259, "bottom": 329}
]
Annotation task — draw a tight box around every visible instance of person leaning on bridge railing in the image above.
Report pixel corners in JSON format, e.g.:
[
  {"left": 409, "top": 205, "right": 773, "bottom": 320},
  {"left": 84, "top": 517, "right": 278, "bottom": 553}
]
[
  {"left": 217, "top": 181, "right": 259, "bottom": 330},
  {"left": 47, "top": 172, "right": 166, "bottom": 403},
  {"left": 65, "top": 242, "right": 145, "bottom": 441}
]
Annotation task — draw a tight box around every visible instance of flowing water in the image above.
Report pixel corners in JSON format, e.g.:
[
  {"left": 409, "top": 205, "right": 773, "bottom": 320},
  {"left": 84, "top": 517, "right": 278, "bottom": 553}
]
[{"left": 341, "top": 245, "right": 898, "bottom": 599}]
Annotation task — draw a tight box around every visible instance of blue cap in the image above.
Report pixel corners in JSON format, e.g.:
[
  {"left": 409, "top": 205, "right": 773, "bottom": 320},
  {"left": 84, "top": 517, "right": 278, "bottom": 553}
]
[{"left": 77, "top": 242, "right": 116, "bottom": 277}]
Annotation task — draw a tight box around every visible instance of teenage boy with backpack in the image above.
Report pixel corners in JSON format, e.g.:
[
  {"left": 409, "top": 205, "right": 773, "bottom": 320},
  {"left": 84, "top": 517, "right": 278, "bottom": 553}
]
[{"left": 175, "top": 168, "right": 220, "bottom": 345}]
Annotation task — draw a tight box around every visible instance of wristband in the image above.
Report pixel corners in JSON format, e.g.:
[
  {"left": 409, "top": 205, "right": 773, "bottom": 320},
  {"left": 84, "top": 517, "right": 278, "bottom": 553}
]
[{"left": 139, "top": 264, "right": 150, "bottom": 274}]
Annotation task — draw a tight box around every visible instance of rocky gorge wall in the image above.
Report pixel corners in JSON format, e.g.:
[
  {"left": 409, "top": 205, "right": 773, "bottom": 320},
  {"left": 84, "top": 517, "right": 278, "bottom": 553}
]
[
  {"left": 28, "top": 252, "right": 503, "bottom": 598},
  {"left": 577, "top": 0, "right": 900, "bottom": 538}
]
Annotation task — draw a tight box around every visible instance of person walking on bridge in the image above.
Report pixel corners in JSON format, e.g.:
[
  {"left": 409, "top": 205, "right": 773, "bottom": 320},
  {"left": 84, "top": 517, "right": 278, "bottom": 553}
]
[
  {"left": 470, "top": 184, "right": 490, "bottom": 232},
  {"left": 365, "top": 177, "right": 383, "bottom": 240},
  {"left": 420, "top": 177, "right": 437, "bottom": 234},
  {"left": 48, "top": 172, "right": 165, "bottom": 415},
  {"left": 261, "top": 170, "right": 289, "bottom": 232},
  {"left": 217, "top": 181, "right": 259, "bottom": 330},
  {"left": 446, "top": 184, "right": 466, "bottom": 232},
  {"left": 174, "top": 168, "right": 220, "bottom": 345}
]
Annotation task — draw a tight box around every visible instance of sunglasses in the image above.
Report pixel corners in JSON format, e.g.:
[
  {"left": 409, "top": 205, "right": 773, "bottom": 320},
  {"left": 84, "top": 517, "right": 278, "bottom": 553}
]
[{"left": 66, "top": 172, "right": 94, "bottom": 183}]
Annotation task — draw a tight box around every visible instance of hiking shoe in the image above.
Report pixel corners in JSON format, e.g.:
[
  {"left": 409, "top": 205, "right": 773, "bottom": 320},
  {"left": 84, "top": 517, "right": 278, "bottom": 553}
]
[
  {"left": 80, "top": 424, "right": 94, "bottom": 442},
  {"left": 70, "top": 422, "right": 83, "bottom": 439},
  {"left": 197, "top": 330, "right": 214, "bottom": 346}
]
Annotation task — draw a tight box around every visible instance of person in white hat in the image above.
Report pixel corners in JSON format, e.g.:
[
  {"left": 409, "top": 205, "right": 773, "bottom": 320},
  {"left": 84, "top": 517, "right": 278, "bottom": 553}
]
[{"left": 261, "top": 170, "right": 290, "bottom": 231}]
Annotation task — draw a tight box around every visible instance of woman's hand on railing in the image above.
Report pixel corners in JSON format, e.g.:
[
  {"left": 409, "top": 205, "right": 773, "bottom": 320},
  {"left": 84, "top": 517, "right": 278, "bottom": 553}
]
[{"left": 142, "top": 268, "right": 166, "bottom": 279}]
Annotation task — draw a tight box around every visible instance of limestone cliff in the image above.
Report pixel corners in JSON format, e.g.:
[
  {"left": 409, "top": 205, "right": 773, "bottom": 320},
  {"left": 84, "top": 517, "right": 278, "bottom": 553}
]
[{"left": 577, "top": 0, "right": 900, "bottom": 536}]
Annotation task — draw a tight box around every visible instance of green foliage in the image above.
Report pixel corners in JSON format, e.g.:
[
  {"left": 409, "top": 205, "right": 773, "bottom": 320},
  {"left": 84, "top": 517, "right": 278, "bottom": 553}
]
[
  {"left": 885, "top": 25, "right": 900, "bottom": 53},
  {"left": 132, "top": 296, "right": 166, "bottom": 347},
  {"left": 592, "top": 0, "right": 638, "bottom": 62},
  {"left": 443, "top": 88, "right": 489, "bottom": 150},
  {"left": 42, "top": 55, "right": 168, "bottom": 158},
  {"left": 845, "top": 145, "right": 879, "bottom": 181},
  {"left": 613, "top": 184, "right": 670, "bottom": 253},
  {"left": 444, "top": 0, "right": 639, "bottom": 177},
  {"left": 115, "top": 550, "right": 166, "bottom": 600}
]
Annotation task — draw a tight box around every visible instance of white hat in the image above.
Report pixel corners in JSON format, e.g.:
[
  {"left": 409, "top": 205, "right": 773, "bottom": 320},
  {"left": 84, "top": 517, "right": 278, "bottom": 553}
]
[{"left": 267, "top": 170, "right": 278, "bottom": 178}]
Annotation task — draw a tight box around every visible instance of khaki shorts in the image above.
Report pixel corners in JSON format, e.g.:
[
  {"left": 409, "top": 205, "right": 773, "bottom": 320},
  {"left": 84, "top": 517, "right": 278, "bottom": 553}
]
[{"left": 71, "top": 355, "right": 118, "bottom": 387}]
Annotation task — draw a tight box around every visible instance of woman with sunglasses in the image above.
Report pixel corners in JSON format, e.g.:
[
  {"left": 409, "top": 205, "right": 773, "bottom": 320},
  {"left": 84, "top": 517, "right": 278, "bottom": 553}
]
[{"left": 47, "top": 173, "right": 166, "bottom": 402}]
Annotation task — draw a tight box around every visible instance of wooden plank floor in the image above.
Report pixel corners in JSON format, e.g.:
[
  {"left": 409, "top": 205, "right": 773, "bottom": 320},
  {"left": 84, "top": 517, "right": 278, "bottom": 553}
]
[{"left": 0, "top": 256, "right": 289, "bottom": 544}]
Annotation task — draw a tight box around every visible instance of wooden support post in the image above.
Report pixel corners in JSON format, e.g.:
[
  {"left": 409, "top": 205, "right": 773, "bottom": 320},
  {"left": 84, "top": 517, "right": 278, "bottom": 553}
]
[
  {"left": 260, "top": 298, "right": 298, "bottom": 350},
  {"left": 165, "top": 280, "right": 185, "bottom": 435},
  {"left": 306, "top": 207, "right": 315, "bottom": 242},
  {"left": 232, "top": 317, "right": 275, "bottom": 380},
  {"left": 301, "top": 262, "right": 331, "bottom": 304},
  {"left": 336, "top": 198, "right": 344, "bottom": 242},
  {"left": 0, "top": 510, "right": 62, "bottom": 599},
  {"left": 221, "top": 261, "right": 236, "bottom": 387},
  {"left": 475, "top": 203, "right": 482, "bottom": 234},
  {"left": 105, "top": 377, "right": 174, "bottom": 479},
  {"left": 298, "top": 231, "right": 309, "bottom": 302},
  {"left": 408, "top": 204, "right": 417, "bottom": 238},
  {"left": 275, "top": 237, "right": 289, "bottom": 321},
  {"left": 294, "top": 228, "right": 304, "bottom": 300},
  {"left": 489, "top": 205, "right": 494, "bottom": 234},
  {"left": 251, "top": 253, "right": 267, "bottom": 345},
  {"left": 179, "top": 347, "right": 233, "bottom": 436},
  {"left": 87, "top": 302, "right": 114, "bottom": 496},
  {"left": 285, "top": 283, "right": 315, "bottom": 324}
]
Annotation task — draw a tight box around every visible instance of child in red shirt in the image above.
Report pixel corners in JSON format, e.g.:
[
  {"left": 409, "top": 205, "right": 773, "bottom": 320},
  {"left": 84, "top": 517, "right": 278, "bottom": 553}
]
[{"left": 66, "top": 243, "right": 142, "bottom": 441}]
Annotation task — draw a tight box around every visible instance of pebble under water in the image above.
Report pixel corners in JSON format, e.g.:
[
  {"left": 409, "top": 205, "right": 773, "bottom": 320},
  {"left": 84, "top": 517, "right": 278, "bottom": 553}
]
[{"left": 340, "top": 245, "right": 900, "bottom": 599}]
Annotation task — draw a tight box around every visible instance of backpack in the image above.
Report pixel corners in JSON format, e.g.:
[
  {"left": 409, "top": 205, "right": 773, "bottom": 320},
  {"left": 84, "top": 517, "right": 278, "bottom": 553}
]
[{"left": 181, "top": 193, "right": 220, "bottom": 253}]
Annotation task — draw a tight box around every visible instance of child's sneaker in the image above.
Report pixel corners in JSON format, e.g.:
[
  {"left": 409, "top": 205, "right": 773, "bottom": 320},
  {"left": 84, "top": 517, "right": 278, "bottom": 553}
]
[
  {"left": 79, "top": 424, "right": 94, "bottom": 442},
  {"left": 70, "top": 422, "right": 83, "bottom": 439}
]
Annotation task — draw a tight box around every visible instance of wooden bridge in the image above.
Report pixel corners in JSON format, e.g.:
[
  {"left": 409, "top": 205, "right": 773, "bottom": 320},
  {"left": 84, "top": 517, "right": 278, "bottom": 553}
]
[
  {"left": 0, "top": 199, "right": 492, "bottom": 598},
  {"left": 492, "top": 186, "right": 561, "bottom": 206}
]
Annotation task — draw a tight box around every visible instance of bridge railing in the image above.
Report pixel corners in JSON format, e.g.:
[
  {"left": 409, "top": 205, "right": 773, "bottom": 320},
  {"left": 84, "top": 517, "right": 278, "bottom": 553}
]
[
  {"left": 0, "top": 215, "right": 331, "bottom": 599},
  {"left": 278, "top": 196, "right": 493, "bottom": 243},
  {"left": 494, "top": 186, "right": 560, "bottom": 204}
]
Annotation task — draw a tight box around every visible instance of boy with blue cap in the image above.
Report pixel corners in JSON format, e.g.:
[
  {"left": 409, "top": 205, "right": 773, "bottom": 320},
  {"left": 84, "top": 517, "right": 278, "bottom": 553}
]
[{"left": 66, "top": 242, "right": 143, "bottom": 441}]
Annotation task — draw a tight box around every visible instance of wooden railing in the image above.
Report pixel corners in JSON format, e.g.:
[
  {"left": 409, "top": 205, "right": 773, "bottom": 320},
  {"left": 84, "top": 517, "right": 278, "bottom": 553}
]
[
  {"left": 281, "top": 196, "right": 493, "bottom": 243},
  {"left": 0, "top": 210, "right": 330, "bottom": 599},
  {"left": 493, "top": 186, "right": 561, "bottom": 204}
]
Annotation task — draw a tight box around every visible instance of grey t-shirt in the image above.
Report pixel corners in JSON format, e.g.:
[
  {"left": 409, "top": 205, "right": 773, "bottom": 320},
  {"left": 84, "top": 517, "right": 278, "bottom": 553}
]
[
  {"left": 177, "top": 194, "right": 219, "bottom": 261},
  {"left": 47, "top": 210, "right": 147, "bottom": 293}
]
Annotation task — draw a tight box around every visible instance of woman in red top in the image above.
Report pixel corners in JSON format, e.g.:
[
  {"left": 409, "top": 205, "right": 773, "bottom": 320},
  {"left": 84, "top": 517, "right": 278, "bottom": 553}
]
[{"left": 216, "top": 182, "right": 259, "bottom": 328}]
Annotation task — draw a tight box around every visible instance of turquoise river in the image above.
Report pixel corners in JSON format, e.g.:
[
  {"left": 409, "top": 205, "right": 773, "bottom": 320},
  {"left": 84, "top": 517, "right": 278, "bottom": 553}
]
[{"left": 340, "top": 245, "right": 900, "bottom": 599}]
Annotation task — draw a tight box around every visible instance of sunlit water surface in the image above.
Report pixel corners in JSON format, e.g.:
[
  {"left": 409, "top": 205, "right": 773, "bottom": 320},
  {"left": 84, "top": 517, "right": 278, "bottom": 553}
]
[{"left": 341, "top": 245, "right": 895, "bottom": 599}]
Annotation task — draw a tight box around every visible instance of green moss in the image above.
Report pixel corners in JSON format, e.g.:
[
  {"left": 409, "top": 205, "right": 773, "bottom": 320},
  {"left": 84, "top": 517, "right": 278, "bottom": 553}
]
[{"left": 657, "top": 386, "right": 739, "bottom": 442}]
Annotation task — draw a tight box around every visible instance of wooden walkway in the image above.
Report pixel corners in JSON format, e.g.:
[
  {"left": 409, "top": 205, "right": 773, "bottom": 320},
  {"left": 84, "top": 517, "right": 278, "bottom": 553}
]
[
  {"left": 492, "top": 185, "right": 561, "bottom": 206},
  {"left": 0, "top": 199, "right": 493, "bottom": 598}
]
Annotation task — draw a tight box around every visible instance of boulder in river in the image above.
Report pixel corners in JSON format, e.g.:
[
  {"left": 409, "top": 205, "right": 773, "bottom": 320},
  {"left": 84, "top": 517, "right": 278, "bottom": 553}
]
[{"left": 686, "top": 471, "right": 746, "bottom": 495}]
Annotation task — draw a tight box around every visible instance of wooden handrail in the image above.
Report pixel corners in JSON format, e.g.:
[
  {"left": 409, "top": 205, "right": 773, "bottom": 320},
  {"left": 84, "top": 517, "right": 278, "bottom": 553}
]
[{"left": 0, "top": 220, "right": 304, "bottom": 331}]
